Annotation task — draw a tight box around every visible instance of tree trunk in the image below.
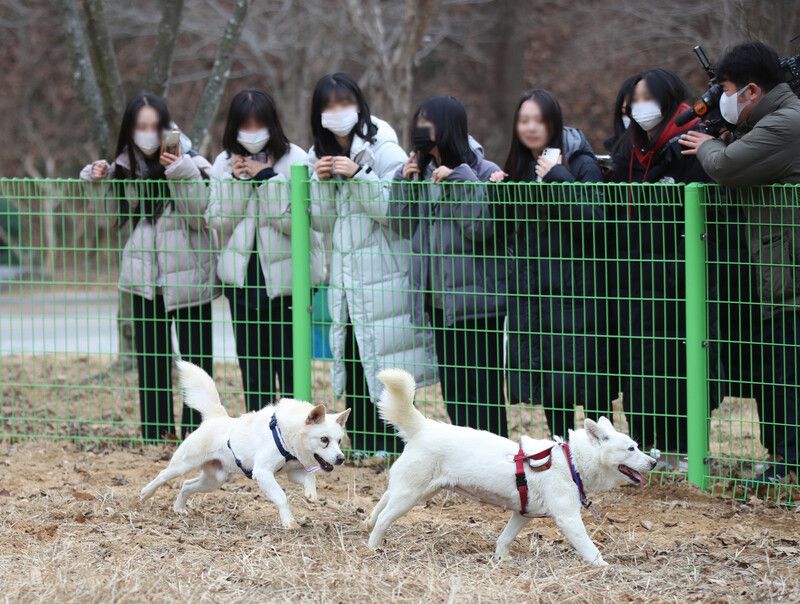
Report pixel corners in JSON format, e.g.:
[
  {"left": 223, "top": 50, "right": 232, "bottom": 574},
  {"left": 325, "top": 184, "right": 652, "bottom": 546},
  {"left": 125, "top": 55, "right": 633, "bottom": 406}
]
[
  {"left": 190, "top": 0, "right": 251, "bottom": 154},
  {"left": 57, "top": 0, "right": 112, "bottom": 154},
  {"left": 143, "top": 0, "right": 185, "bottom": 97},
  {"left": 83, "top": 0, "right": 125, "bottom": 135}
]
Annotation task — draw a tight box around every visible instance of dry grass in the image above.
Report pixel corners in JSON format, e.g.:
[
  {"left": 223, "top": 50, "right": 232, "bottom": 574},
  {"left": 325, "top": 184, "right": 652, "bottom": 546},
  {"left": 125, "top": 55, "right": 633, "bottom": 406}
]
[{"left": 0, "top": 441, "right": 799, "bottom": 603}]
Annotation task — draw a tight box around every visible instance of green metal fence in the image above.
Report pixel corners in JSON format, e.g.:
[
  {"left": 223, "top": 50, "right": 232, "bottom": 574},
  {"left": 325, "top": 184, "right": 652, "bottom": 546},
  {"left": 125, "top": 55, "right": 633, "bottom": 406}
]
[{"left": 0, "top": 171, "right": 797, "bottom": 502}]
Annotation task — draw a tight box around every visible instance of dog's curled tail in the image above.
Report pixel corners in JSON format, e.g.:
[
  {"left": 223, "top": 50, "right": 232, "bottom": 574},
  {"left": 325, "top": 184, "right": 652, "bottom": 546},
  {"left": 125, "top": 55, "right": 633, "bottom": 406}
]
[
  {"left": 377, "top": 369, "right": 424, "bottom": 441},
  {"left": 176, "top": 360, "right": 228, "bottom": 420}
]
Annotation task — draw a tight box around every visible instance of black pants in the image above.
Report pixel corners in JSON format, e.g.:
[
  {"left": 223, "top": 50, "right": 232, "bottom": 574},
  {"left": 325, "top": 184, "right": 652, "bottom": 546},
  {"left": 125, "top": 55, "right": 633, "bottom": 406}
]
[
  {"left": 226, "top": 290, "right": 293, "bottom": 412},
  {"left": 130, "top": 294, "right": 214, "bottom": 441},
  {"left": 430, "top": 307, "right": 508, "bottom": 437},
  {"left": 344, "top": 323, "right": 403, "bottom": 453},
  {"left": 744, "top": 311, "right": 799, "bottom": 469}
]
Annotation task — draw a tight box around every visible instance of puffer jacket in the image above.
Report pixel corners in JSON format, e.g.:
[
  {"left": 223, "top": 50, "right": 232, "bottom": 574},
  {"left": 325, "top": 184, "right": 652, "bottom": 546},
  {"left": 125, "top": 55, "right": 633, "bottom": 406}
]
[
  {"left": 390, "top": 141, "right": 507, "bottom": 328},
  {"left": 697, "top": 82, "right": 800, "bottom": 320},
  {"left": 505, "top": 127, "right": 612, "bottom": 406},
  {"left": 80, "top": 151, "right": 219, "bottom": 311},
  {"left": 206, "top": 143, "right": 326, "bottom": 296},
  {"left": 308, "top": 117, "right": 437, "bottom": 400}
]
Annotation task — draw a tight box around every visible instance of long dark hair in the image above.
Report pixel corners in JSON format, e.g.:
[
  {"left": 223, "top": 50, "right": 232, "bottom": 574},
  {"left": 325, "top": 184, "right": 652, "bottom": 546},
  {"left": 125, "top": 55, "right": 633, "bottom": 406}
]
[
  {"left": 412, "top": 95, "right": 474, "bottom": 173},
  {"left": 113, "top": 93, "right": 172, "bottom": 228},
  {"left": 222, "top": 88, "right": 290, "bottom": 161},
  {"left": 610, "top": 74, "right": 639, "bottom": 151},
  {"left": 310, "top": 73, "right": 377, "bottom": 156},
  {"left": 502, "top": 89, "right": 563, "bottom": 182},
  {"left": 627, "top": 68, "right": 690, "bottom": 149}
]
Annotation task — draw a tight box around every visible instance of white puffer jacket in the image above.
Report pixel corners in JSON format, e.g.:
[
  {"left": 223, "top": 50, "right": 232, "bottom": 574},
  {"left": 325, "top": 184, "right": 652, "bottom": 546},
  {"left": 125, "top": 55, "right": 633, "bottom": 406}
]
[
  {"left": 205, "top": 143, "right": 326, "bottom": 296},
  {"left": 308, "top": 117, "right": 437, "bottom": 400},
  {"left": 79, "top": 152, "right": 219, "bottom": 311}
]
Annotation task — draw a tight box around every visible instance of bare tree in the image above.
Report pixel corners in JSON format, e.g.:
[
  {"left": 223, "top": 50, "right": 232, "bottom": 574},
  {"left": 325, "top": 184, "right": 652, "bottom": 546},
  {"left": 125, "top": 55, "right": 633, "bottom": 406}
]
[
  {"left": 190, "top": 0, "right": 250, "bottom": 153},
  {"left": 143, "top": 0, "right": 186, "bottom": 97},
  {"left": 343, "top": 0, "right": 442, "bottom": 141}
]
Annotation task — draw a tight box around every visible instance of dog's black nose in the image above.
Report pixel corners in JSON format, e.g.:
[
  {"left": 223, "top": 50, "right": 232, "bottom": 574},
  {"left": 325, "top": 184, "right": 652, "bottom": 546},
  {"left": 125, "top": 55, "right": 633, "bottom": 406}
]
[
  {"left": 650, "top": 458, "right": 658, "bottom": 469},
  {"left": 335, "top": 455, "right": 345, "bottom": 465}
]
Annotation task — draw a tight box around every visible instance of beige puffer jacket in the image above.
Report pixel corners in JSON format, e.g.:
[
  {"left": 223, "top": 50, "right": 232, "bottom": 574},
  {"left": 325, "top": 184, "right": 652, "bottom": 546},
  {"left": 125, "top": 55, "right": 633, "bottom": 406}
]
[
  {"left": 205, "top": 143, "right": 326, "bottom": 296},
  {"left": 79, "top": 152, "right": 219, "bottom": 311}
]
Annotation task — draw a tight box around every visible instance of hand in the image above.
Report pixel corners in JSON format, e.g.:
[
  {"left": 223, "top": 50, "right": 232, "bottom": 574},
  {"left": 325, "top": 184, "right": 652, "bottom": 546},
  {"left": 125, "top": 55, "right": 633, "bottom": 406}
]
[
  {"left": 402, "top": 153, "right": 420, "bottom": 180},
  {"left": 315, "top": 156, "right": 334, "bottom": 181},
  {"left": 431, "top": 165, "right": 453, "bottom": 183},
  {"left": 489, "top": 170, "right": 507, "bottom": 183},
  {"left": 679, "top": 131, "right": 715, "bottom": 156},
  {"left": 160, "top": 152, "right": 179, "bottom": 167},
  {"left": 91, "top": 160, "right": 108, "bottom": 179},
  {"left": 239, "top": 156, "right": 272, "bottom": 178},
  {"left": 332, "top": 156, "right": 360, "bottom": 178},
  {"left": 535, "top": 155, "right": 558, "bottom": 180}
]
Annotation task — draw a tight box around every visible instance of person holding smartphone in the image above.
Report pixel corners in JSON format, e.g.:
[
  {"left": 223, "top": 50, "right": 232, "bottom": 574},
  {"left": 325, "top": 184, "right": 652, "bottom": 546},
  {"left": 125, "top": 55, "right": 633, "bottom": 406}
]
[
  {"left": 80, "top": 93, "right": 217, "bottom": 442},
  {"left": 307, "top": 73, "right": 436, "bottom": 457},
  {"left": 392, "top": 95, "right": 508, "bottom": 437},
  {"left": 489, "top": 88, "right": 609, "bottom": 439},
  {"left": 206, "top": 88, "right": 326, "bottom": 411}
]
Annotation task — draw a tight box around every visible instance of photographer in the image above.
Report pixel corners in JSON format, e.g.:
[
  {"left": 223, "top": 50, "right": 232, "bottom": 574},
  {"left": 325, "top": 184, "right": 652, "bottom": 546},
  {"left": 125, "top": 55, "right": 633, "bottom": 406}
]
[{"left": 680, "top": 41, "right": 800, "bottom": 486}]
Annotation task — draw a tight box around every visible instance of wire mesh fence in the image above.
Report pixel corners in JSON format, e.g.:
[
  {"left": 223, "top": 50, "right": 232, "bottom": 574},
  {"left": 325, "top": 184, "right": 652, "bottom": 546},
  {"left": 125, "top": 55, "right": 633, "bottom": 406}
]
[{"left": 0, "top": 171, "right": 797, "bottom": 501}]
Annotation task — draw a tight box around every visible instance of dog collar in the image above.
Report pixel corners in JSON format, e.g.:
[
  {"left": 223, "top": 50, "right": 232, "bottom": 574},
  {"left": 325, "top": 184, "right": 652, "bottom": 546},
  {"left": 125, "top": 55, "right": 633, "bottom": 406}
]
[
  {"left": 269, "top": 413, "right": 297, "bottom": 463},
  {"left": 513, "top": 444, "right": 554, "bottom": 514},
  {"left": 227, "top": 438, "right": 253, "bottom": 479},
  {"left": 561, "top": 442, "right": 600, "bottom": 520}
]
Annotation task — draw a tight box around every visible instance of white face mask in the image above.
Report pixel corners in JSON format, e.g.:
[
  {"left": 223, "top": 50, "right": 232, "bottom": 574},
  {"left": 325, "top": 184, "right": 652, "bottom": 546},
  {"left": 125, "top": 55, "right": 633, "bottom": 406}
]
[
  {"left": 133, "top": 130, "right": 160, "bottom": 156},
  {"left": 630, "top": 100, "right": 663, "bottom": 131},
  {"left": 622, "top": 115, "right": 632, "bottom": 129},
  {"left": 719, "top": 86, "right": 752, "bottom": 125},
  {"left": 321, "top": 106, "right": 359, "bottom": 137},
  {"left": 237, "top": 128, "right": 270, "bottom": 154}
]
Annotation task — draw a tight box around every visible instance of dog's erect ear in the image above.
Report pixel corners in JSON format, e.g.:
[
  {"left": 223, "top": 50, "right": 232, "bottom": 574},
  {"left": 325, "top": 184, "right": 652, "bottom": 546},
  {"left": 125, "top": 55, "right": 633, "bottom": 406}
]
[
  {"left": 334, "top": 408, "right": 351, "bottom": 426},
  {"left": 584, "top": 418, "right": 606, "bottom": 444},
  {"left": 597, "top": 416, "right": 615, "bottom": 432},
  {"left": 306, "top": 404, "right": 326, "bottom": 425}
]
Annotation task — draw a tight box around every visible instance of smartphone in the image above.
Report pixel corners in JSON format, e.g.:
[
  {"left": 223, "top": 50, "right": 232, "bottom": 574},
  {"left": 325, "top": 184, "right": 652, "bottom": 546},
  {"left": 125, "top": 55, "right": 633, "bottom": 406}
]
[
  {"left": 161, "top": 129, "right": 181, "bottom": 156},
  {"left": 537, "top": 147, "right": 562, "bottom": 182}
]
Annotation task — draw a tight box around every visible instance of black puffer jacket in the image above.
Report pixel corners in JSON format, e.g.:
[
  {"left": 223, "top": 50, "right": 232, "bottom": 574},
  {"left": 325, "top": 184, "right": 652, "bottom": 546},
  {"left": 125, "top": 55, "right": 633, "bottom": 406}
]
[
  {"left": 391, "top": 143, "right": 507, "bottom": 327},
  {"left": 505, "top": 128, "right": 612, "bottom": 408}
]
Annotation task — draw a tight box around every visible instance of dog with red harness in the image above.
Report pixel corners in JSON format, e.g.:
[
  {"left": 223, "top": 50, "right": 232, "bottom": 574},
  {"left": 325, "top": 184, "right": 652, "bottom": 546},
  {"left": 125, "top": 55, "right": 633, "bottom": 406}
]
[{"left": 367, "top": 369, "right": 657, "bottom": 566}]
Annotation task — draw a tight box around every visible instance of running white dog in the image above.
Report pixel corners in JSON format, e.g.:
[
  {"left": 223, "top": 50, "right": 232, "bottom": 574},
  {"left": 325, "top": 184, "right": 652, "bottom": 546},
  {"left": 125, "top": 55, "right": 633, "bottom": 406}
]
[
  {"left": 367, "top": 369, "right": 657, "bottom": 566},
  {"left": 140, "top": 361, "right": 350, "bottom": 528}
]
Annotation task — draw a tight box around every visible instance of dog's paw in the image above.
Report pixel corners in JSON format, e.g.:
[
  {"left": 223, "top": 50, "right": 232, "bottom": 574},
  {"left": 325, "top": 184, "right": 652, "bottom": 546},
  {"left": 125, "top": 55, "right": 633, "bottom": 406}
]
[
  {"left": 304, "top": 491, "right": 319, "bottom": 503},
  {"left": 491, "top": 552, "right": 508, "bottom": 565},
  {"left": 172, "top": 503, "right": 188, "bottom": 515},
  {"left": 590, "top": 556, "right": 609, "bottom": 567}
]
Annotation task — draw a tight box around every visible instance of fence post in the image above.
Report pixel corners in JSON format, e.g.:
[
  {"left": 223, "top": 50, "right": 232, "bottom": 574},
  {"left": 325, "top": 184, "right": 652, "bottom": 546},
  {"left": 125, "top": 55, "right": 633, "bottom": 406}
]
[
  {"left": 290, "top": 163, "right": 313, "bottom": 402},
  {"left": 684, "top": 183, "right": 709, "bottom": 489}
]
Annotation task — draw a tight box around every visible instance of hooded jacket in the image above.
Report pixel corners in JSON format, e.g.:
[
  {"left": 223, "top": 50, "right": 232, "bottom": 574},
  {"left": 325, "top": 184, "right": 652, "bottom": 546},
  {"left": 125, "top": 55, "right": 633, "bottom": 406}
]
[
  {"left": 80, "top": 151, "right": 219, "bottom": 311},
  {"left": 308, "top": 117, "right": 437, "bottom": 401},
  {"left": 206, "top": 143, "right": 326, "bottom": 298}
]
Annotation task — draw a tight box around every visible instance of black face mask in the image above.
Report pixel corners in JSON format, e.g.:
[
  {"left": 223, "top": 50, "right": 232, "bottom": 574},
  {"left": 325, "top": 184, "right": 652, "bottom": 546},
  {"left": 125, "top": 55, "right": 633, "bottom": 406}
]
[{"left": 412, "top": 126, "right": 435, "bottom": 153}]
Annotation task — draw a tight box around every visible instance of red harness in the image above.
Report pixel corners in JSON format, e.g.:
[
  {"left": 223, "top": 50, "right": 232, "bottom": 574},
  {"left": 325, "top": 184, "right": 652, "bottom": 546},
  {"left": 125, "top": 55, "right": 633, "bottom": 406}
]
[{"left": 513, "top": 445, "right": 554, "bottom": 514}]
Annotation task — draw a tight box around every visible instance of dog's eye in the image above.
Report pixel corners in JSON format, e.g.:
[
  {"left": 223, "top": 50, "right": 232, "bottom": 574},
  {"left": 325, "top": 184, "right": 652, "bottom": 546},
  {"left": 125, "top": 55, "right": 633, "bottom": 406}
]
[
  {"left": 321, "top": 437, "right": 329, "bottom": 446},
  {"left": 337, "top": 439, "right": 342, "bottom": 445},
  {"left": 628, "top": 446, "right": 635, "bottom": 451}
]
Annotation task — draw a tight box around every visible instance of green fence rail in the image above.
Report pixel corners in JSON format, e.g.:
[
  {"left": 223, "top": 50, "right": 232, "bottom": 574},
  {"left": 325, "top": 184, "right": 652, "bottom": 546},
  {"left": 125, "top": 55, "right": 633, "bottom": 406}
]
[{"left": 0, "top": 172, "right": 797, "bottom": 504}]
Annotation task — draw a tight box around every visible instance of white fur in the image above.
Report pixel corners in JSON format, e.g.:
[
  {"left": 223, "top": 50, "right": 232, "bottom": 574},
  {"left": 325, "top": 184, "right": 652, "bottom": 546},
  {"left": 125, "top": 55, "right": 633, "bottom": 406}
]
[
  {"left": 368, "top": 369, "right": 657, "bottom": 566},
  {"left": 140, "top": 360, "right": 350, "bottom": 528}
]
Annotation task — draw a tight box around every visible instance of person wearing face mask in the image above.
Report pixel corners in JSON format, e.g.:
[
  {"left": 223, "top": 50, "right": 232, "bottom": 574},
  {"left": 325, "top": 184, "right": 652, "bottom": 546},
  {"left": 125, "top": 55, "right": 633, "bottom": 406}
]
[
  {"left": 604, "top": 74, "right": 640, "bottom": 153},
  {"left": 487, "top": 89, "right": 609, "bottom": 440},
  {"left": 205, "top": 89, "right": 325, "bottom": 411},
  {"left": 391, "top": 95, "right": 508, "bottom": 437},
  {"left": 79, "top": 93, "right": 217, "bottom": 442},
  {"left": 307, "top": 73, "right": 437, "bottom": 458},
  {"left": 680, "top": 42, "right": 800, "bottom": 488},
  {"left": 610, "top": 69, "right": 714, "bottom": 469}
]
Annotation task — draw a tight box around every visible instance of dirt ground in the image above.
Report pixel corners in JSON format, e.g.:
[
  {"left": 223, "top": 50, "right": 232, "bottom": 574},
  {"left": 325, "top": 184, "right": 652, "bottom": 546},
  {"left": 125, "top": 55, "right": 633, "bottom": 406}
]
[{"left": 0, "top": 441, "right": 798, "bottom": 603}]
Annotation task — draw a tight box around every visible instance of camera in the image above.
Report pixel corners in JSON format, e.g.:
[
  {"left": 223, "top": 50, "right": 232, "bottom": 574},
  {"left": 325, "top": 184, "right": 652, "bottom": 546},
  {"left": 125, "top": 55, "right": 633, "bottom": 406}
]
[{"left": 677, "top": 42, "right": 800, "bottom": 136}]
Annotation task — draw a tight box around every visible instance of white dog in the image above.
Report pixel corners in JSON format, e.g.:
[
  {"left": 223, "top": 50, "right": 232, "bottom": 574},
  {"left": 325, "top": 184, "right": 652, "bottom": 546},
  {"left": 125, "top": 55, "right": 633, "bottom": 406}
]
[
  {"left": 366, "top": 369, "right": 657, "bottom": 565},
  {"left": 140, "top": 361, "right": 350, "bottom": 528}
]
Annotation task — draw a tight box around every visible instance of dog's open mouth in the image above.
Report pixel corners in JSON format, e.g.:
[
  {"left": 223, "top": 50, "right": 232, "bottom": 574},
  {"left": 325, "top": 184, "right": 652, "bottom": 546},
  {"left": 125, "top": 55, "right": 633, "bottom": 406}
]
[
  {"left": 618, "top": 464, "right": 645, "bottom": 486},
  {"left": 314, "top": 454, "right": 334, "bottom": 473}
]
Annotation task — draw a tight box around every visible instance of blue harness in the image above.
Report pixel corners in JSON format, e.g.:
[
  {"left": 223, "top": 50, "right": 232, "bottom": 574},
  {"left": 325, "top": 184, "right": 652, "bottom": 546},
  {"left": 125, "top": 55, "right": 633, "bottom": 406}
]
[{"left": 227, "top": 413, "right": 296, "bottom": 480}]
